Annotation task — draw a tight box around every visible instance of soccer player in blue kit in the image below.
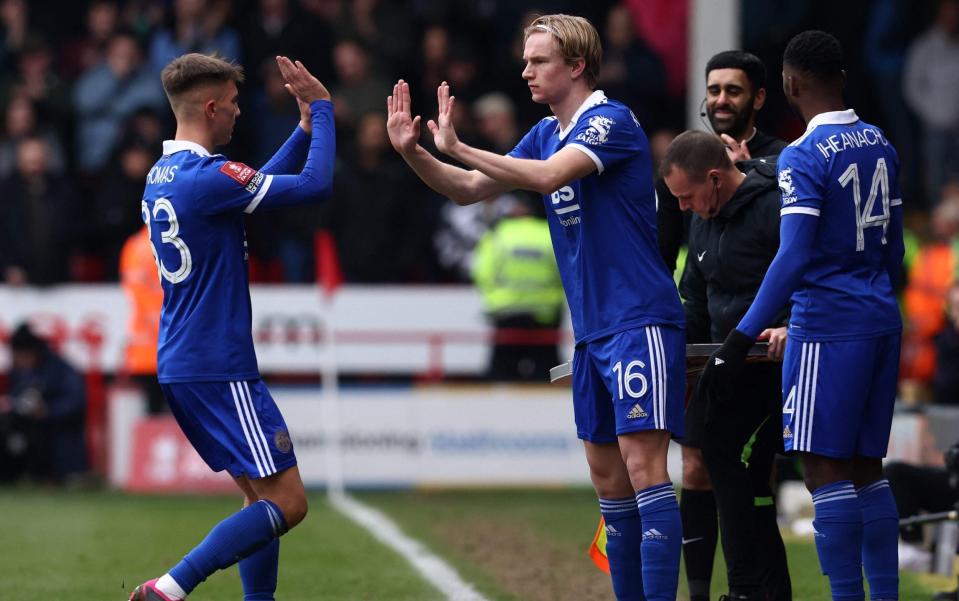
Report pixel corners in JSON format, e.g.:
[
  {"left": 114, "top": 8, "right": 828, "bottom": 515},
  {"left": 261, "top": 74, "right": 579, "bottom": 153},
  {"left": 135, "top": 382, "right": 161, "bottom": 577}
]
[
  {"left": 700, "top": 31, "right": 904, "bottom": 600},
  {"left": 127, "top": 54, "right": 334, "bottom": 600},
  {"left": 387, "top": 14, "right": 685, "bottom": 601}
]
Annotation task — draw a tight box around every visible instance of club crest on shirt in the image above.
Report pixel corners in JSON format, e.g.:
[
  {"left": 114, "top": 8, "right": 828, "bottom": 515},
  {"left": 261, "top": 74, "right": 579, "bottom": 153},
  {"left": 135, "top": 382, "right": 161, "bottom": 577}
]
[
  {"left": 778, "top": 167, "right": 798, "bottom": 205},
  {"left": 219, "top": 161, "right": 257, "bottom": 186},
  {"left": 575, "top": 115, "right": 613, "bottom": 146}
]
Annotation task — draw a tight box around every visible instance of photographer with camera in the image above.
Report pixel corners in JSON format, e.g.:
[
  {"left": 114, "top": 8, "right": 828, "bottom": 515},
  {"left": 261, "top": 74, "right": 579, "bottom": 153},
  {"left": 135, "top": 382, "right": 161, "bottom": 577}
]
[{"left": 884, "top": 442, "right": 959, "bottom": 600}]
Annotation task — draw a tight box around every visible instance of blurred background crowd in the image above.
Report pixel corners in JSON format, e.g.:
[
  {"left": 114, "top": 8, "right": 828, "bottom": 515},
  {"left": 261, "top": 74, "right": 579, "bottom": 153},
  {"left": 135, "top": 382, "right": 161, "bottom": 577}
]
[{"left": 0, "top": 0, "right": 959, "bottom": 470}]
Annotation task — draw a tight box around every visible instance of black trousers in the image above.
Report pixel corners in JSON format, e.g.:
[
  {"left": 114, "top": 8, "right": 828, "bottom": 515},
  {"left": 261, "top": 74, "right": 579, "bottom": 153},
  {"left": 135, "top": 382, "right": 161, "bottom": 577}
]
[{"left": 687, "top": 361, "right": 792, "bottom": 599}]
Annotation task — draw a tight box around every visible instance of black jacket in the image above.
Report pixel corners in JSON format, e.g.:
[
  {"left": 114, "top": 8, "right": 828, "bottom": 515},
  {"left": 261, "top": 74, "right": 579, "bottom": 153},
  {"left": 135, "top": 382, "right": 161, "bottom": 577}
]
[
  {"left": 679, "top": 160, "right": 788, "bottom": 343},
  {"left": 657, "top": 129, "right": 787, "bottom": 274}
]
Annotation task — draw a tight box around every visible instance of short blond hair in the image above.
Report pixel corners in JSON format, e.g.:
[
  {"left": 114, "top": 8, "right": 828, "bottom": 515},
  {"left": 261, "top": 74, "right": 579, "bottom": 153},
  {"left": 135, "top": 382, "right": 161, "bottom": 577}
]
[
  {"left": 524, "top": 14, "right": 602, "bottom": 89},
  {"left": 161, "top": 53, "right": 244, "bottom": 109}
]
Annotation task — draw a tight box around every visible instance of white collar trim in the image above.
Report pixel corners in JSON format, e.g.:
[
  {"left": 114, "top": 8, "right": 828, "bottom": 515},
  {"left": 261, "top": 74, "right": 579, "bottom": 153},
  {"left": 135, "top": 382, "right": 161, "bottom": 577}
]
[
  {"left": 163, "top": 139, "right": 213, "bottom": 157},
  {"left": 557, "top": 90, "right": 608, "bottom": 141},
  {"left": 791, "top": 109, "right": 859, "bottom": 146}
]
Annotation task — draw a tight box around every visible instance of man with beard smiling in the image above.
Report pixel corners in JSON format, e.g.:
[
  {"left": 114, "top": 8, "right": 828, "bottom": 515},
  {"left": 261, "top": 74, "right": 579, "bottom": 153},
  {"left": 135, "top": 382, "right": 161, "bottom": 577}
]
[{"left": 657, "top": 51, "right": 787, "bottom": 274}]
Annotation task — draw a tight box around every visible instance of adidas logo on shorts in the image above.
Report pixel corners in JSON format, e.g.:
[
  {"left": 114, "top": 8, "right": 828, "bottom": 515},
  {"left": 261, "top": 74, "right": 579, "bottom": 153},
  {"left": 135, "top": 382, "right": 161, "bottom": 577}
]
[
  {"left": 783, "top": 425, "right": 793, "bottom": 439},
  {"left": 626, "top": 403, "right": 647, "bottom": 419}
]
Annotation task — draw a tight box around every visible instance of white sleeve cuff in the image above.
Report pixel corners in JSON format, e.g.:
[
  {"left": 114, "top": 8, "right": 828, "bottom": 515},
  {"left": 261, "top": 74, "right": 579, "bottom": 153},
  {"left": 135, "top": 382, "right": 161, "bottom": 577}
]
[
  {"left": 244, "top": 174, "right": 274, "bottom": 214},
  {"left": 780, "top": 206, "right": 820, "bottom": 217},
  {"left": 567, "top": 143, "right": 604, "bottom": 174}
]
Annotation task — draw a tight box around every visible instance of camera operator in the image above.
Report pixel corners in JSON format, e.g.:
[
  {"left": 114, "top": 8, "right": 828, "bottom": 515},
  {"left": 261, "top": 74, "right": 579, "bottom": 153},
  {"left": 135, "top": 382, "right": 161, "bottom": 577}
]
[{"left": 884, "top": 442, "right": 959, "bottom": 600}]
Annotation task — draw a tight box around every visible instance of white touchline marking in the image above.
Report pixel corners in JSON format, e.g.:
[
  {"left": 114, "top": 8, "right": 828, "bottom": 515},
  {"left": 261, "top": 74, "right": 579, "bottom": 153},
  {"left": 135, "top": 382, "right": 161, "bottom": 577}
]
[{"left": 329, "top": 491, "right": 491, "bottom": 601}]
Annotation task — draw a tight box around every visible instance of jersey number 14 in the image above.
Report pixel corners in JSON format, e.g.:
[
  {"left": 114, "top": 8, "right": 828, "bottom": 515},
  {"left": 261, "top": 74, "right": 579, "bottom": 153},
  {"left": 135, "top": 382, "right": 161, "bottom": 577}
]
[{"left": 838, "top": 158, "right": 890, "bottom": 252}]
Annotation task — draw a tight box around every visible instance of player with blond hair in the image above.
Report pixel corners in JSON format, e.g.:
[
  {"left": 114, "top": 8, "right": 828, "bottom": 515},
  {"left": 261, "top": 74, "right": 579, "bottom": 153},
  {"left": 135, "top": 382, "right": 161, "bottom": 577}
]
[{"left": 387, "top": 13, "right": 684, "bottom": 600}]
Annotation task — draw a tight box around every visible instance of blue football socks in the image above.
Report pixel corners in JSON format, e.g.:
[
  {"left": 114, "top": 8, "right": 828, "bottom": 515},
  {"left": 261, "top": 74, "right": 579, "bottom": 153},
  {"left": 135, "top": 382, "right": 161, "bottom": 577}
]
[
  {"left": 599, "top": 497, "right": 646, "bottom": 601},
  {"left": 811, "top": 481, "right": 865, "bottom": 601},
  {"left": 169, "top": 499, "right": 288, "bottom": 594},
  {"left": 239, "top": 537, "right": 280, "bottom": 601},
  {"left": 635, "top": 483, "right": 681, "bottom": 601},
  {"left": 858, "top": 479, "right": 899, "bottom": 600}
]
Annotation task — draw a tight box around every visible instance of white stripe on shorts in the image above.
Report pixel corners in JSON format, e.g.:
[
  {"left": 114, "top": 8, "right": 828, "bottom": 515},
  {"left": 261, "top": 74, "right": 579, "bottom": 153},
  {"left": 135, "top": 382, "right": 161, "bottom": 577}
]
[
  {"left": 796, "top": 342, "right": 812, "bottom": 451},
  {"left": 644, "top": 327, "right": 660, "bottom": 429},
  {"left": 231, "top": 381, "right": 266, "bottom": 477},
  {"left": 241, "top": 381, "right": 277, "bottom": 475},
  {"left": 796, "top": 343, "right": 821, "bottom": 452},
  {"left": 653, "top": 326, "right": 667, "bottom": 430}
]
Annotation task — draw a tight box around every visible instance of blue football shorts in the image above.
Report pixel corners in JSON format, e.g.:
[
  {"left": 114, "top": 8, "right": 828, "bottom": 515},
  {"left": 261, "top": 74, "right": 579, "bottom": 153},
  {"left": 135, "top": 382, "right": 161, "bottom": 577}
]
[
  {"left": 781, "top": 333, "right": 901, "bottom": 458},
  {"left": 161, "top": 379, "right": 297, "bottom": 479},
  {"left": 572, "top": 325, "right": 685, "bottom": 443}
]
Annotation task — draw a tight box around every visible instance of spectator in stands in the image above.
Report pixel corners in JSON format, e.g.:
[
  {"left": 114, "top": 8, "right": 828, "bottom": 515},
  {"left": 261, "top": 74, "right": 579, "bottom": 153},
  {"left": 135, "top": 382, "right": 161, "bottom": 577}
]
[
  {"left": 0, "top": 92, "right": 65, "bottom": 178},
  {"left": 330, "top": 39, "right": 388, "bottom": 136},
  {"left": 904, "top": 0, "right": 959, "bottom": 202},
  {"left": 87, "top": 138, "right": 155, "bottom": 280},
  {"left": 59, "top": 0, "right": 120, "bottom": 81},
  {"left": 326, "top": 112, "right": 429, "bottom": 282},
  {"left": 1, "top": 35, "right": 72, "bottom": 143},
  {"left": 0, "top": 323, "right": 87, "bottom": 483},
  {"left": 473, "top": 92, "right": 518, "bottom": 155},
  {"left": 120, "top": 226, "right": 166, "bottom": 414},
  {"left": 73, "top": 32, "right": 165, "bottom": 173},
  {"left": 901, "top": 189, "right": 959, "bottom": 400},
  {"left": 417, "top": 24, "right": 450, "bottom": 110},
  {"left": 599, "top": 3, "right": 668, "bottom": 128},
  {"left": 240, "top": 0, "right": 332, "bottom": 89},
  {"left": 332, "top": 0, "right": 413, "bottom": 76},
  {"left": 863, "top": 0, "right": 925, "bottom": 206},
  {"left": 148, "top": 0, "right": 240, "bottom": 75},
  {"left": 935, "top": 284, "right": 959, "bottom": 405},
  {"left": 472, "top": 195, "right": 564, "bottom": 381},
  {"left": 245, "top": 58, "right": 301, "bottom": 167},
  {"left": 0, "top": 0, "right": 32, "bottom": 73},
  {"left": 0, "top": 136, "right": 79, "bottom": 285}
]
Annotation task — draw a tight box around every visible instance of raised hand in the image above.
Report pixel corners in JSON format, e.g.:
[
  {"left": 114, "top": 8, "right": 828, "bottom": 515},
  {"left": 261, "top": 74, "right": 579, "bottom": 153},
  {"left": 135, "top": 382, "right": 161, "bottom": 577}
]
[
  {"left": 427, "top": 81, "right": 459, "bottom": 156},
  {"left": 720, "top": 133, "right": 752, "bottom": 163},
  {"left": 386, "top": 79, "right": 421, "bottom": 155},
  {"left": 276, "top": 56, "right": 330, "bottom": 105}
]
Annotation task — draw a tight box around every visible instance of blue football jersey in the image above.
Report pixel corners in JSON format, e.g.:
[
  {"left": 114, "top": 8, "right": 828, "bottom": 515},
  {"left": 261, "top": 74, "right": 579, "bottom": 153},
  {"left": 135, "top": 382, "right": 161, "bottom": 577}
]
[
  {"left": 509, "top": 91, "right": 684, "bottom": 344},
  {"left": 144, "top": 103, "right": 334, "bottom": 383},
  {"left": 776, "top": 109, "right": 903, "bottom": 341}
]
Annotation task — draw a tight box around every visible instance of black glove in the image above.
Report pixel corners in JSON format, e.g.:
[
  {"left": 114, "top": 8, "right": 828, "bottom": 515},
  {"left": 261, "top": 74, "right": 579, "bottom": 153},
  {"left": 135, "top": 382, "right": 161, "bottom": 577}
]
[{"left": 698, "top": 329, "right": 755, "bottom": 401}]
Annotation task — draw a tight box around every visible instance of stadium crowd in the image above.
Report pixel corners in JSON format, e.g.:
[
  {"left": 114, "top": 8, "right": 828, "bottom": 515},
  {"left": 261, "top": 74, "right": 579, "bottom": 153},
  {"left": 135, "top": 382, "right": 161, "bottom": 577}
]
[{"left": 0, "top": 1, "right": 957, "bottom": 433}]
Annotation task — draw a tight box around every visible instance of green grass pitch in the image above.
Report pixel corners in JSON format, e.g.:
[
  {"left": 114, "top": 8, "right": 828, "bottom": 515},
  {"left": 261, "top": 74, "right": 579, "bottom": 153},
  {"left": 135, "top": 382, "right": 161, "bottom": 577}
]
[{"left": 0, "top": 487, "right": 951, "bottom": 600}]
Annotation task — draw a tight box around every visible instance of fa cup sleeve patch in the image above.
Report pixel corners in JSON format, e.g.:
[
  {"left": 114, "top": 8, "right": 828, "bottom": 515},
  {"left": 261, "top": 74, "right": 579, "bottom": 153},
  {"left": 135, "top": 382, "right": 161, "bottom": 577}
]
[{"left": 219, "top": 161, "right": 257, "bottom": 186}]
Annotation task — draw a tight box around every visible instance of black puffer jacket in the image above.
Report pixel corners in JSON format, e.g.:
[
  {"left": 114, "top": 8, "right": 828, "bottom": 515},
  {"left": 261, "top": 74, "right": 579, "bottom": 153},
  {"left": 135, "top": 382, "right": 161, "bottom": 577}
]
[{"left": 679, "top": 159, "right": 788, "bottom": 343}]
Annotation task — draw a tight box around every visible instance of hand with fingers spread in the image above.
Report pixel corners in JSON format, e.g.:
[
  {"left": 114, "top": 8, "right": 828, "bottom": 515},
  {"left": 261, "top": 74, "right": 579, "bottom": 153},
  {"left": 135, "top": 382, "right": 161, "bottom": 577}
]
[
  {"left": 720, "top": 133, "right": 751, "bottom": 163},
  {"left": 276, "top": 55, "right": 330, "bottom": 105},
  {"left": 386, "top": 79, "right": 422, "bottom": 155},
  {"left": 427, "top": 81, "right": 460, "bottom": 156}
]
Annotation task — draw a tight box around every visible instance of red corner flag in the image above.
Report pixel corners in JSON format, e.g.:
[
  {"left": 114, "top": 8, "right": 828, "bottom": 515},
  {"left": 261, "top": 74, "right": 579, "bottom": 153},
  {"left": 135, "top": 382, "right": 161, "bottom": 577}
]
[{"left": 314, "top": 230, "right": 343, "bottom": 298}]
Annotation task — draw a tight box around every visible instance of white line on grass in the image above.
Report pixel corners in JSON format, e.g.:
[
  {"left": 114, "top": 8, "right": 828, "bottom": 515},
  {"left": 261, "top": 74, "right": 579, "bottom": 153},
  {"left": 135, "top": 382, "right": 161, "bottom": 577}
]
[{"left": 329, "top": 491, "right": 490, "bottom": 601}]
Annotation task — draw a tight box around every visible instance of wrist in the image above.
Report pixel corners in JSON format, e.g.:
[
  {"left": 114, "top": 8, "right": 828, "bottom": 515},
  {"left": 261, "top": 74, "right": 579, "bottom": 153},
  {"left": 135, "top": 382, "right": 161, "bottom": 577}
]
[{"left": 725, "top": 328, "right": 754, "bottom": 352}]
